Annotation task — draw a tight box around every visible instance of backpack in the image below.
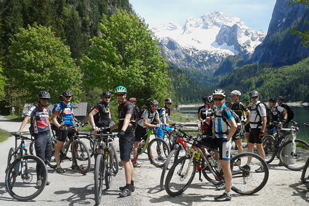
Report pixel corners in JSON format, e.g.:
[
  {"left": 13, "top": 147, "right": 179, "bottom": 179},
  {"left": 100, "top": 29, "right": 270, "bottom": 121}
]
[
  {"left": 120, "top": 100, "right": 137, "bottom": 122},
  {"left": 29, "top": 106, "right": 39, "bottom": 135},
  {"left": 255, "top": 102, "right": 271, "bottom": 126},
  {"left": 215, "top": 108, "right": 242, "bottom": 136},
  {"left": 282, "top": 103, "right": 294, "bottom": 122}
]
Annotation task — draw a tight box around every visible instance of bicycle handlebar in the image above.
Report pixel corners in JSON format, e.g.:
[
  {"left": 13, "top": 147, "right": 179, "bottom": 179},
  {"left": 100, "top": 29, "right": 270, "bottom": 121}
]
[{"left": 11, "top": 132, "right": 32, "bottom": 141}]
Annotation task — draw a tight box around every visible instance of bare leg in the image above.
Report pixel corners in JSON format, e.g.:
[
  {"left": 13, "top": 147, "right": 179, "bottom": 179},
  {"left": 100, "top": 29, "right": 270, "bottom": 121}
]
[
  {"left": 133, "top": 141, "right": 140, "bottom": 162},
  {"left": 256, "top": 143, "right": 265, "bottom": 160},
  {"left": 221, "top": 160, "right": 232, "bottom": 192},
  {"left": 247, "top": 142, "right": 254, "bottom": 164},
  {"left": 54, "top": 141, "right": 64, "bottom": 166},
  {"left": 236, "top": 139, "right": 243, "bottom": 154},
  {"left": 122, "top": 160, "right": 133, "bottom": 184}
]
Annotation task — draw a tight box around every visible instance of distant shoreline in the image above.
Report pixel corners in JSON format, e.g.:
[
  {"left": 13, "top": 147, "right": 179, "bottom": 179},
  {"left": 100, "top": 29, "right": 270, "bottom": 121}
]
[{"left": 178, "top": 102, "right": 309, "bottom": 109}]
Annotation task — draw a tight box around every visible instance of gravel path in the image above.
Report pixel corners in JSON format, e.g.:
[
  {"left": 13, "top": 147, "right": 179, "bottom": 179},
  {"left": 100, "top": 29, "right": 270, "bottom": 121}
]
[{"left": 0, "top": 116, "right": 308, "bottom": 205}]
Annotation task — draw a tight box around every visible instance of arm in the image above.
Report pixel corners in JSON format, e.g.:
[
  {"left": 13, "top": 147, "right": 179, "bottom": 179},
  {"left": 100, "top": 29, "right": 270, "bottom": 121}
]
[
  {"left": 245, "top": 110, "right": 250, "bottom": 126},
  {"left": 18, "top": 116, "right": 31, "bottom": 132},
  {"left": 121, "top": 114, "right": 132, "bottom": 131},
  {"left": 261, "top": 116, "right": 267, "bottom": 133},
  {"left": 227, "top": 118, "right": 237, "bottom": 141},
  {"left": 88, "top": 110, "right": 97, "bottom": 128},
  {"left": 52, "top": 113, "right": 62, "bottom": 129},
  {"left": 143, "top": 119, "right": 157, "bottom": 128}
]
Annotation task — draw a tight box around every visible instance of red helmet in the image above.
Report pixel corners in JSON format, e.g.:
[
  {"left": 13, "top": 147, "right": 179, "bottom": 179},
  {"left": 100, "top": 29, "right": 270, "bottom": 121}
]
[{"left": 129, "top": 97, "right": 137, "bottom": 102}]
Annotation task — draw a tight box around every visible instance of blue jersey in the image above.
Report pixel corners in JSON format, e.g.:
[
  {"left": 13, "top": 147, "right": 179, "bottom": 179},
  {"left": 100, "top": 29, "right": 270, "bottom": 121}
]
[
  {"left": 214, "top": 104, "right": 234, "bottom": 139},
  {"left": 27, "top": 105, "right": 50, "bottom": 133},
  {"left": 53, "top": 102, "right": 74, "bottom": 126}
]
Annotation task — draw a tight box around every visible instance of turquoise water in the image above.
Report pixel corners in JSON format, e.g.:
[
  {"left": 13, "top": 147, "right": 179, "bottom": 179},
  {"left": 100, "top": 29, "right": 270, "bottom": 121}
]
[{"left": 180, "top": 106, "right": 309, "bottom": 142}]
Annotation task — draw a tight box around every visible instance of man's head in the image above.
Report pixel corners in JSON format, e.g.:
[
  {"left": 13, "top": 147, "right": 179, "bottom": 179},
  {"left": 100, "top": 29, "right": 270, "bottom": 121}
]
[
  {"left": 212, "top": 89, "right": 226, "bottom": 108},
  {"left": 230, "top": 90, "right": 241, "bottom": 103},
  {"left": 129, "top": 97, "right": 137, "bottom": 105},
  {"left": 165, "top": 98, "right": 172, "bottom": 108},
  {"left": 38, "top": 91, "right": 50, "bottom": 107},
  {"left": 115, "top": 86, "right": 127, "bottom": 103},
  {"left": 249, "top": 90, "right": 259, "bottom": 104},
  {"left": 150, "top": 100, "right": 159, "bottom": 112},
  {"left": 277, "top": 96, "right": 284, "bottom": 106},
  {"left": 268, "top": 98, "right": 276, "bottom": 108},
  {"left": 202, "top": 96, "right": 209, "bottom": 106},
  {"left": 62, "top": 91, "right": 72, "bottom": 103},
  {"left": 101, "top": 91, "right": 111, "bottom": 103}
]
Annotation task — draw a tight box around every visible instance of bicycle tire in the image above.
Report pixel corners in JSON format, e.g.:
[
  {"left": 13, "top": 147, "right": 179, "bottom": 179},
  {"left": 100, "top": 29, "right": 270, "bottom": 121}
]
[
  {"left": 72, "top": 140, "right": 91, "bottom": 174},
  {"left": 262, "top": 135, "right": 277, "bottom": 164},
  {"left": 230, "top": 152, "right": 269, "bottom": 195},
  {"left": 105, "top": 150, "right": 113, "bottom": 189},
  {"left": 29, "top": 141, "right": 35, "bottom": 156},
  {"left": 7, "top": 147, "right": 15, "bottom": 169},
  {"left": 148, "top": 138, "right": 170, "bottom": 168},
  {"left": 5, "top": 155, "right": 47, "bottom": 201},
  {"left": 301, "top": 157, "right": 309, "bottom": 183},
  {"left": 160, "top": 149, "right": 177, "bottom": 190},
  {"left": 109, "top": 143, "right": 119, "bottom": 175},
  {"left": 94, "top": 154, "right": 104, "bottom": 205},
  {"left": 278, "top": 139, "right": 309, "bottom": 171},
  {"left": 165, "top": 155, "right": 196, "bottom": 197}
]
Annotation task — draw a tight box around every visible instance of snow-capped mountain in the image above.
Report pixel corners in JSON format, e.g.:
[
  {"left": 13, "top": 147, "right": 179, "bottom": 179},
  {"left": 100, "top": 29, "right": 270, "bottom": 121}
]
[{"left": 152, "top": 11, "right": 266, "bottom": 71}]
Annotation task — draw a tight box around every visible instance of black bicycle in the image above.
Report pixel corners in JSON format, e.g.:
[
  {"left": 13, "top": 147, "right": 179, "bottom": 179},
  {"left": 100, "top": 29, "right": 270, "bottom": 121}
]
[
  {"left": 5, "top": 133, "right": 48, "bottom": 201},
  {"left": 301, "top": 123, "right": 309, "bottom": 183},
  {"left": 91, "top": 129, "right": 118, "bottom": 205}
]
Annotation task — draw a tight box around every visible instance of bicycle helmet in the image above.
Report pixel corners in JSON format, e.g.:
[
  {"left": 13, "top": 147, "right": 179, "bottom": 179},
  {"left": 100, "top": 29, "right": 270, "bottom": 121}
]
[
  {"left": 212, "top": 89, "right": 225, "bottom": 98},
  {"left": 206, "top": 95, "right": 213, "bottom": 104},
  {"left": 165, "top": 98, "right": 172, "bottom": 104},
  {"left": 129, "top": 97, "right": 137, "bottom": 102},
  {"left": 277, "top": 96, "right": 284, "bottom": 101},
  {"left": 230, "top": 90, "right": 241, "bottom": 96},
  {"left": 63, "top": 91, "right": 72, "bottom": 97},
  {"left": 114, "top": 86, "right": 127, "bottom": 94},
  {"left": 269, "top": 98, "right": 276, "bottom": 103},
  {"left": 38, "top": 91, "right": 50, "bottom": 99},
  {"left": 101, "top": 91, "right": 111, "bottom": 98},
  {"left": 150, "top": 100, "right": 159, "bottom": 106},
  {"left": 249, "top": 90, "right": 259, "bottom": 98}
]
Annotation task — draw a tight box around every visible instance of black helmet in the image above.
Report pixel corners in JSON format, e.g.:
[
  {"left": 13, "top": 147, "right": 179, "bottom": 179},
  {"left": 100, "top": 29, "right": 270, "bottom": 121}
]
[
  {"left": 213, "top": 89, "right": 226, "bottom": 98},
  {"left": 165, "top": 98, "right": 172, "bottom": 104},
  {"left": 101, "top": 91, "right": 111, "bottom": 98},
  {"left": 277, "top": 96, "right": 284, "bottom": 101},
  {"left": 269, "top": 98, "right": 276, "bottom": 103},
  {"left": 206, "top": 96, "right": 213, "bottom": 104},
  {"left": 38, "top": 91, "right": 50, "bottom": 99},
  {"left": 63, "top": 91, "right": 72, "bottom": 97},
  {"left": 249, "top": 90, "right": 259, "bottom": 98},
  {"left": 150, "top": 100, "right": 159, "bottom": 106}
]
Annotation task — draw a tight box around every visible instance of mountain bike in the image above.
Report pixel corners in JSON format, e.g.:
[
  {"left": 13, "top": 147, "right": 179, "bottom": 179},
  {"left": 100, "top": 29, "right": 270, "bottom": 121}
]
[
  {"left": 46, "top": 125, "right": 91, "bottom": 174},
  {"left": 5, "top": 133, "right": 48, "bottom": 201},
  {"left": 91, "top": 129, "right": 118, "bottom": 205},
  {"left": 262, "top": 120, "right": 309, "bottom": 171},
  {"left": 165, "top": 136, "right": 269, "bottom": 197},
  {"left": 301, "top": 123, "right": 309, "bottom": 183},
  {"left": 136, "top": 128, "right": 170, "bottom": 168}
]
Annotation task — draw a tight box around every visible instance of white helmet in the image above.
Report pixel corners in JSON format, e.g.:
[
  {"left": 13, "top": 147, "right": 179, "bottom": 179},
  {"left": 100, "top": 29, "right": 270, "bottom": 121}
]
[
  {"left": 231, "top": 90, "right": 241, "bottom": 96},
  {"left": 213, "top": 89, "right": 225, "bottom": 98}
]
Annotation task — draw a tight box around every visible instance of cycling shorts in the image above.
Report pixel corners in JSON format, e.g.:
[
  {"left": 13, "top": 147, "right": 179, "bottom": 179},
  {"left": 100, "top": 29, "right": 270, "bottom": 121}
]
[
  {"left": 249, "top": 128, "right": 262, "bottom": 144},
  {"left": 119, "top": 132, "right": 135, "bottom": 161},
  {"left": 135, "top": 125, "right": 147, "bottom": 142},
  {"left": 57, "top": 127, "right": 75, "bottom": 142}
]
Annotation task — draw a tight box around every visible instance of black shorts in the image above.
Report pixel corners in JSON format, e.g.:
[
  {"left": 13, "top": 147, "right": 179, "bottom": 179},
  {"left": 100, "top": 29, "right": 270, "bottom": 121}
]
[
  {"left": 57, "top": 127, "right": 75, "bottom": 142},
  {"left": 245, "top": 124, "right": 250, "bottom": 133},
  {"left": 211, "top": 138, "right": 231, "bottom": 161},
  {"left": 119, "top": 132, "right": 135, "bottom": 161},
  {"left": 135, "top": 125, "right": 147, "bottom": 142},
  {"left": 249, "top": 128, "right": 262, "bottom": 144}
]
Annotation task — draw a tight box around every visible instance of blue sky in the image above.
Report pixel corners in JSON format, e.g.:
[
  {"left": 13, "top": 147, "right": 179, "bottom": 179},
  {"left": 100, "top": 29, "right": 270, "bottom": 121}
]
[{"left": 129, "top": 0, "right": 277, "bottom": 32}]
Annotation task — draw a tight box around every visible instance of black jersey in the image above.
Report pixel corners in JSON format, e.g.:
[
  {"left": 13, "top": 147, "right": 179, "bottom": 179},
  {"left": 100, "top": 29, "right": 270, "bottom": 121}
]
[{"left": 91, "top": 102, "right": 111, "bottom": 127}]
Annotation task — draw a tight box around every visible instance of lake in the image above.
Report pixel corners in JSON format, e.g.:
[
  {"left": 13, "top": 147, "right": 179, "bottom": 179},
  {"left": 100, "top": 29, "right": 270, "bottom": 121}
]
[{"left": 180, "top": 106, "right": 309, "bottom": 143}]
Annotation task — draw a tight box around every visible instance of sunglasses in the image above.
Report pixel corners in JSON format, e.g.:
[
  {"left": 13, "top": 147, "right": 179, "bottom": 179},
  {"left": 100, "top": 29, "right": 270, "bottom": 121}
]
[
  {"left": 64, "top": 96, "right": 72, "bottom": 98},
  {"left": 151, "top": 105, "right": 158, "bottom": 108},
  {"left": 165, "top": 103, "right": 172, "bottom": 105},
  {"left": 40, "top": 98, "right": 49, "bottom": 101},
  {"left": 116, "top": 94, "right": 125, "bottom": 97},
  {"left": 213, "top": 98, "right": 223, "bottom": 102},
  {"left": 104, "top": 96, "right": 111, "bottom": 99},
  {"left": 250, "top": 96, "right": 258, "bottom": 99}
]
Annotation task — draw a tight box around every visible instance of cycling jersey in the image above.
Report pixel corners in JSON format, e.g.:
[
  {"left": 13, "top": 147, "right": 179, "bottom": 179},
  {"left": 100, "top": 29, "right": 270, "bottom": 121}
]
[
  {"left": 230, "top": 102, "right": 248, "bottom": 122},
  {"left": 53, "top": 102, "right": 74, "bottom": 126},
  {"left": 270, "top": 106, "right": 285, "bottom": 122},
  {"left": 91, "top": 102, "right": 111, "bottom": 127},
  {"left": 198, "top": 106, "right": 209, "bottom": 120},
  {"left": 249, "top": 101, "right": 266, "bottom": 129},
  {"left": 214, "top": 104, "right": 234, "bottom": 139},
  {"left": 27, "top": 105, "right": 50, "bottom": 133}
]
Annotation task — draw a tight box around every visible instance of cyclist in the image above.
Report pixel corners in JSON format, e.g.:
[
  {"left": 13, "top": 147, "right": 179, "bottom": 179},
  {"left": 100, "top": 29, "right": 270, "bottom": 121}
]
[
  {"left": 230, "top": 90, "right": 249, "bottom": 164},
  {"left": 246, "top": 90, "right": 266, "bottom": 172},
  {"left": 241, "top": 98, "right": 251, "bottom": 144},
  {"left": 133, "top": 100, "right": 161, "bottom": 168},
  {"left": 129, "top": 97, "right": 140, "bottom": 115},
  {"left": 198, "top": 96, "right": 213, "bottom": 135},
  {"left": 52, "top": 91, "right": 75, "bottom": 173},
  {"left": 18, "top": 91, "right": 53, "bottom": 187},
  {"left": 110, "top": 86, "right": 136, "bottom": 197},
  {"left": 266, "top": 98, "right": 287, "bottom": 133},
  {"left": 212, "top": 89, "right": 237, "bottom": 201},
  {"left": 155, "top": 98, "right": 174, "bottom": 141}
]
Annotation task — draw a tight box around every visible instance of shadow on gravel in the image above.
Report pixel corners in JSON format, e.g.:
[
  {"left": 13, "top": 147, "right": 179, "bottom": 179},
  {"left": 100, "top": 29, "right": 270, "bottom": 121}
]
[
  {"left": 54, "top": 184, "right": 93, "bottom": 206},
  {"left": 289, "top": 182, "right": 309, "bottom": 202}
]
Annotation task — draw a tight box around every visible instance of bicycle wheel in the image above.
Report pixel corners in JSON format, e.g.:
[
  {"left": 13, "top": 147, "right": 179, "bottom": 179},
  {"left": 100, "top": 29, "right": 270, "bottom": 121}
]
[
  {"left": 160, "top": 149, "right": 177, "bottom": 190},
  {"left": 148, "top": 138, "right": 170, "bottom": 168},
  {"left": 262, "top": 135, "right": 277, "bottom": 164},
  {"left": 278, "top": 139, "right": 309, "bottom": 171},
  {"left": 7, "top": 147, "right": 15, "bottom": 169},
  {"left": 29, "top": 141, "right": 35, "bottom": 155},
  {"left": 301, "top": 158, "right": 309, "bottom": 183},
  {"left": 230, "top": 152, "right": 269, "bottom": 195},
  {"left": 94, "top": 154, "right": 105, "bottom": 205},
  {"left": 165, "top": 155, "right": 196, "bottom": 197},
  {"left": 105, "top": 150, "right": 113, "bottom": 189},
  {"left": 5, "top": 155, "right": 47, "bottom": 201},
  {"left": 72, "top": 140, "right": 91, "bottom": 174},
  {"left": 79, "top": 135, "right": 95, "bottom": 157},
  {"left": 109, "top": 143, "right": 119, "bottom": 175}
]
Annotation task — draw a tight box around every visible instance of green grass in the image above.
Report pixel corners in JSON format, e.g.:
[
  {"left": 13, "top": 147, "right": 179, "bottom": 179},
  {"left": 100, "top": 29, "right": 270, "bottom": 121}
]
[
  {"left": 0, "top": 129, "right": 11, "bottom": 142},
  {"left": 170, "top": 111, "right": 197, "bottom": 123}
]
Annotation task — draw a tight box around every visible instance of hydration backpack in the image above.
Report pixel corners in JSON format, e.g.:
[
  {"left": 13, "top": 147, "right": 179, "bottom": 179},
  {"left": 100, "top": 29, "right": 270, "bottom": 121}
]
[
  {"left": 215, "top": 108, "right": 242, "bottom": 136},
  {"left": 255, "top": 102, "right": 271, "bottom": 126},
  {"left": 281, "top": 103, "right": 294, "bottom": 122}
]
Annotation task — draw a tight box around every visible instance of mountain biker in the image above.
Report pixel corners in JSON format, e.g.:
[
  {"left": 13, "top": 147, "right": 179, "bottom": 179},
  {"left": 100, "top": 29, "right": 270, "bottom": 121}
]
[
  {"left": 109, "top": 86, "right": 136, "bottom": 197},
  {"left": 129, "top": 97, "right": 140, "bottom": 115},
  {"left": 241, "top": 98, "right": 251, "bottom": 144},
  {"left": 266, "top": 98, "right": 287, "bottom": 134},
  {"left": 198, "top": 96, "right": 213, "bottom": 136},
  {"left": 212, "top": 89, "right": 237, "bottom": 201},
  {"left": 52, "top": 91, "right": 76, "bottom": 173},
  {"left": 155, "top": 98, "right": 174, "bottom": 142},
  {"left": 18, "top": 91, "right": 53, "bottom": 187},
  {"left": 246, "top": 90, "right": 266, "bottom": 172},
  {"left": 133, "top": 100, "right": 161, "bottom": 168},
  {"left": 230, "top": 90, "right": 249, "bottom": 164}
]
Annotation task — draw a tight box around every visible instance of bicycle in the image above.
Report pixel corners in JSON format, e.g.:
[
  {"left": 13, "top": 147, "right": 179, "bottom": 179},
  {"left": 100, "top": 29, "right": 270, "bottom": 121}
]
[
  {"left": 301, "top": 123, "right": 309, "bottom": 183},
  {"left": 5, "top": 133, "right": 48, "bottom": 201},
  {"left": 136, "top": 127, "right": 170, "bottom": 168},
  {"left": 165, "top": 136, "right": 269, "bottom": 197},
  {"left": 262, "top": 120, "right": 309, "bottom": 171},
  {"left": 91, "top": 129, "right": 118, "bottom": 205},
  {"left": 46, "top": 125, "right": 91, "bottom": 174}
]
